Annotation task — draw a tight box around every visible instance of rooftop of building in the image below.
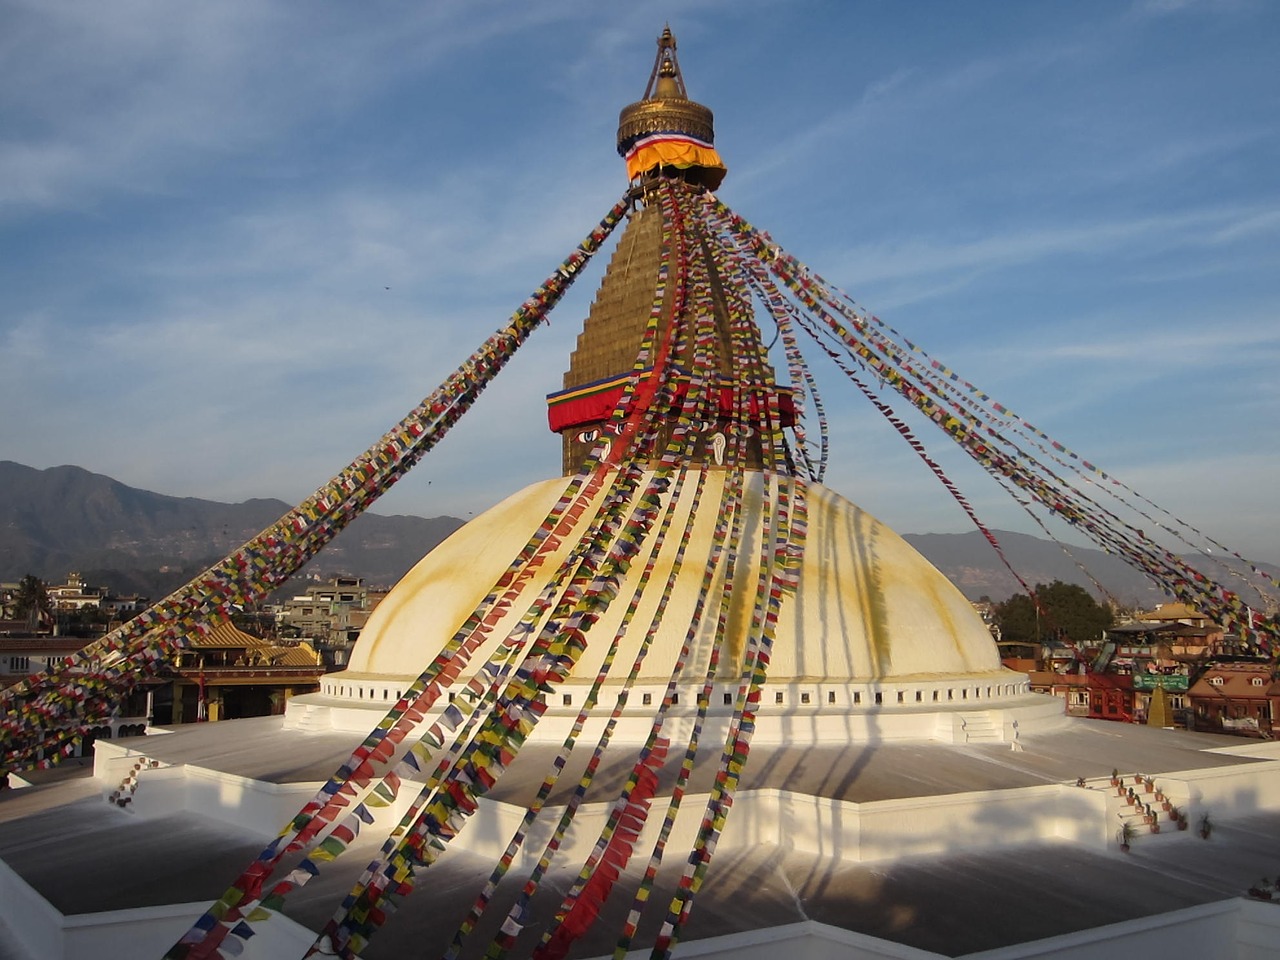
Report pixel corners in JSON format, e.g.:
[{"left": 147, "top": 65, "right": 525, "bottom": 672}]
[{"left": 2, "top": 717, "right": 1278, "bottom": 959}]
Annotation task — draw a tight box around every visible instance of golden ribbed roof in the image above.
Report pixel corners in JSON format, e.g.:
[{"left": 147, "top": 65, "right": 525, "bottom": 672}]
[{"left": 183, "top": 620, "right": 319, "bottom": 666}]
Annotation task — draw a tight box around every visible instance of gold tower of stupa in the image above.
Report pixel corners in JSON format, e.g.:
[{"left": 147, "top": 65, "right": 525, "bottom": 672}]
[{"left": 546, "top": 27, "right": 791, "bottom": 474}]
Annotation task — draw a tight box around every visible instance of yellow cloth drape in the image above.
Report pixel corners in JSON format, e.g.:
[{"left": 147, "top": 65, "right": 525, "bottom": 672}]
[{"left": 625, "top": 139, "right": 726, "bottom": 183}]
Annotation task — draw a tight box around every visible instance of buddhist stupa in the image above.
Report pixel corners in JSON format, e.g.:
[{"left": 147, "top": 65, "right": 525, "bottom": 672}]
[{"left": 290, "top": 26, "right": 1055, "bottom": 747}]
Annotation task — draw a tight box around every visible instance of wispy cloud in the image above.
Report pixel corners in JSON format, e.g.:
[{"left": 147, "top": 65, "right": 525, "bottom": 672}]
[
  {"left": 831, "top": 204, "right": 1279, "bottom": 290},
  {"left": 1029, "top": 321, "right": 1279, "bottom": 364},
  {"left": 1133, "top": 0, "right": 1206, "bottom": 17},
  {"left": 0, "top": 1, "right": 578, "bottom": 213},
  {"left": 2, "top": 2, "right": 1277, "bottom": 569}
]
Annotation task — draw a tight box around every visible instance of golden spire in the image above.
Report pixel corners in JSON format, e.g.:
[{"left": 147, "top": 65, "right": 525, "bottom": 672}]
[
  {"left": 616, "top": 27, "right": 725, "bottom": 190},
  {"left": 547, "top": 28, "right": 762, "bottom": 474},
  {"left": 649, "top": 26, "right": 687, "bottom": 99}
]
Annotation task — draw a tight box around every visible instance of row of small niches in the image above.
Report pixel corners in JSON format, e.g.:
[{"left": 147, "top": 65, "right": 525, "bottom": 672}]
[{"left": 321, "top": 681, "right": 1029, "bottom": 707}]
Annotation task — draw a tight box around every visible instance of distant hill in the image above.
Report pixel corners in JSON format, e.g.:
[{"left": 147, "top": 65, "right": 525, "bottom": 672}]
[
  {"left": 0, "top": 462, "right": 465, "bottom": 599},
  {"left": 903, "top": 530, "right": 1166, "bottom": 604},
  {"left": 905, "top": 529, "right": 1279, "bottom": 606},
  {"left": 2, "top": 462, "right": 1274, "bottom": 609}
]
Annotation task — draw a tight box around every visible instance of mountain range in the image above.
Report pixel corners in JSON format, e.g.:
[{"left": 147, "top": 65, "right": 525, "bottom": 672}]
[
  {"left": 0, "top": 462, "right": 463, "bottom": 600},
  {"left": 2, "top": 461, "right": 1274, "bottom": 608}
]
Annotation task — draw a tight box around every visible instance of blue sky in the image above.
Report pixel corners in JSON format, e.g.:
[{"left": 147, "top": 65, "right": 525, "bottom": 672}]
[{"left": 2, "top": 0, "right": 1278, "bottom": 566}]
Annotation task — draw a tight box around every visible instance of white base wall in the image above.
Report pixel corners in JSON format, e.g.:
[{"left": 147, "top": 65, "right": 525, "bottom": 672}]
[
  {"left": 6, "top": 747, "right": 1280, "bottom": 960},
  {"left": 93, "top": 738, "right": 1280, "bottom": 868},
  {"left": 597, "top": 901, "right": 1280, "bottom": 960},
  {"left": 5, "top": 863, "right": 1275, "bottom": 960},
  {"left": 92, "top": 740, "right": 1110, "bottom": 865},
  {"left": 0, "top": 856, "right": 314, "bottom": 960},
  {"left": 284, "top": 686, "right": 1067, "bottom": 746}
]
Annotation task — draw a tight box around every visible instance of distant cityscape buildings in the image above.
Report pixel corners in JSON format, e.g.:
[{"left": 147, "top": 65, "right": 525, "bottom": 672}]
[
  {"left": 0, "top": 572, "right": 390, "bottom": 742},
  {"left": 1000, "top": 597, "right": 1279, "bottom": 737},
  {"left": 274, "top": 575, "right": 389, "bottom": 668},
  {"left": 3, "top": 570, "right": 1275, "bottom": 742}
]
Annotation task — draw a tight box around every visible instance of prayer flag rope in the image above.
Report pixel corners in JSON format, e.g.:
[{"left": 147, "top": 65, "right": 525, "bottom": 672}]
[
  {"left": 187, "top": 175, "right": 1271, "bottom": 960},
  {"left": 302, "top": 181, "right": 721, "bottom": 959},
  {"left": 706, "top": 194, "right": 1277, "bottom": 651},
  {"left": 159, "top": 196, "right": 632, "bottom": 960},
  {"left": 3, "top": 198, "right": 631, "bottom": 781},
  {"left": 445, "top": 187, "right": 729, "bottom": 960}
]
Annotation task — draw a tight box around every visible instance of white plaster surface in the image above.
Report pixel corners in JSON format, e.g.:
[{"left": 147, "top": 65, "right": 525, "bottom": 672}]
[
  {"left": 4, "top": 720, "right": 1280, "bottom": 959},
  {"left": 339, "top": 471, "right": 1003, "bottom": 686}
]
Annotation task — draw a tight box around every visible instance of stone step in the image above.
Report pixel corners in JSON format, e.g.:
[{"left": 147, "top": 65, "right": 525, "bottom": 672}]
[
  {"left": 1084, "top": 776, "right": 1189, "bottom": 848},
  {"left": 287, "top": 702, "right": 330, "bottom": 732},
  {"left": 958, "top": 711, "right": 1000, "bottom": 743}
]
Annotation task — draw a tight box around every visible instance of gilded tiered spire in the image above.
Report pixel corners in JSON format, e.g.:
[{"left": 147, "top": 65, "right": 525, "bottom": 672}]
[
  {"left": 616, "top": 27, "right": 726, "bottom": 190},
  {"left": 547, "top": 29, "right": 784, "bottom": 474}
]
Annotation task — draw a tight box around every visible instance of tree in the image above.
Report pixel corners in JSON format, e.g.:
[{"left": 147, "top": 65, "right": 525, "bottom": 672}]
[
  {"left": 994, "top": 580, "right": 1114, "bottom": 646},
  {"left": 12, "top": 574, "right": 52, "bottom": 632},
  {"left": 995, "top": 592, "right": 1039, "bottom": 644}
]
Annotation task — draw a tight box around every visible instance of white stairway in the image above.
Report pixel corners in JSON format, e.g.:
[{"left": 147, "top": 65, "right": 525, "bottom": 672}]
[{"left": 957, "top": 711, "right": 1001, "bottom": 743}]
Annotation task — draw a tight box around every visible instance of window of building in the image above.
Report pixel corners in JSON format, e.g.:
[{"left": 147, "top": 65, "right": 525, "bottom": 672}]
[
  {"left": 827, "top": 691, "right": 836, "bottom": 704},
  {"left": 775, "top": 691, "right": 784, "bottom": 704},
  {"left": 915, "top": 691, "right": 923, "bottom": 702},
  {"left": 853, "top": 691, "right": 861, "bottom": 705},
  {"left": 671, "top": 693, "right": 679, "bottom": 705},
  {"left": 801, "top": 692, "right": 811, "bottom": 704},
  {"left": 874, "top": 692, "right": 883, "bottom": 705},
  {"left": 643, "top": 692, "right": 652, "bottom": 706},
  {"left": 563, "top": 693, "right": 572, "bottom": 706},
  {"left": 723, "top": 692, "right": 733, "bottom": 705}
]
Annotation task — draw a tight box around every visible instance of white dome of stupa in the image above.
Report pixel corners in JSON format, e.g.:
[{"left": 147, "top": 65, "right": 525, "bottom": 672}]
[
  {"left": 349, "top": 470, "right": 999, "bottom": 681},
  {"left": 293, "top": 468, "right": 1048, "bottom": 743}
]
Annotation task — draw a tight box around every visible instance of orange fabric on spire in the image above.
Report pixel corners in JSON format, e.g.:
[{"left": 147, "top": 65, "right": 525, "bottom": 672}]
[{"left": 624, "top": 135, "right": 725, "bottom": 183}]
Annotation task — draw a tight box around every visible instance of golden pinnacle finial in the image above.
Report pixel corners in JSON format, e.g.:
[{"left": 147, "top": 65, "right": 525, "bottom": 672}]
[
  {"left": 649, "top": 25, "right": 687, "bottom": 100},
  {"left": 616, "top": 26, "right": 725, "bottom": 189}
]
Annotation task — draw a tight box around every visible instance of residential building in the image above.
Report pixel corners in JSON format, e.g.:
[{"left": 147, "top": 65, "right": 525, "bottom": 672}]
[
  {"left": 275, "top": 575, "right": 386, "bottom": 668},
  {"left": 1187, "top": 661, "right": 1275, "bottom": 737},
  {"left": 46, "top": 572, "right": 106, "bottom": 611}
]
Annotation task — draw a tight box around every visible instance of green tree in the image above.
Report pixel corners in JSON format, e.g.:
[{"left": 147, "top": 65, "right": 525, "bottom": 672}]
[
  {"left": 12, "top": 574, "right": 52, "bottom": 631},
  {"left": 995, "top": 580, "right": 1113, "bottom": 646},
  {"left": 995, "top": 592, "right": 1039, "bottom": 644}
]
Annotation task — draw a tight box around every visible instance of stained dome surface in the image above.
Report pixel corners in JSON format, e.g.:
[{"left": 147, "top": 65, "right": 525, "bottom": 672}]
[{"left": 343, "top": 469, "right": 1003, "bottom": 686}]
